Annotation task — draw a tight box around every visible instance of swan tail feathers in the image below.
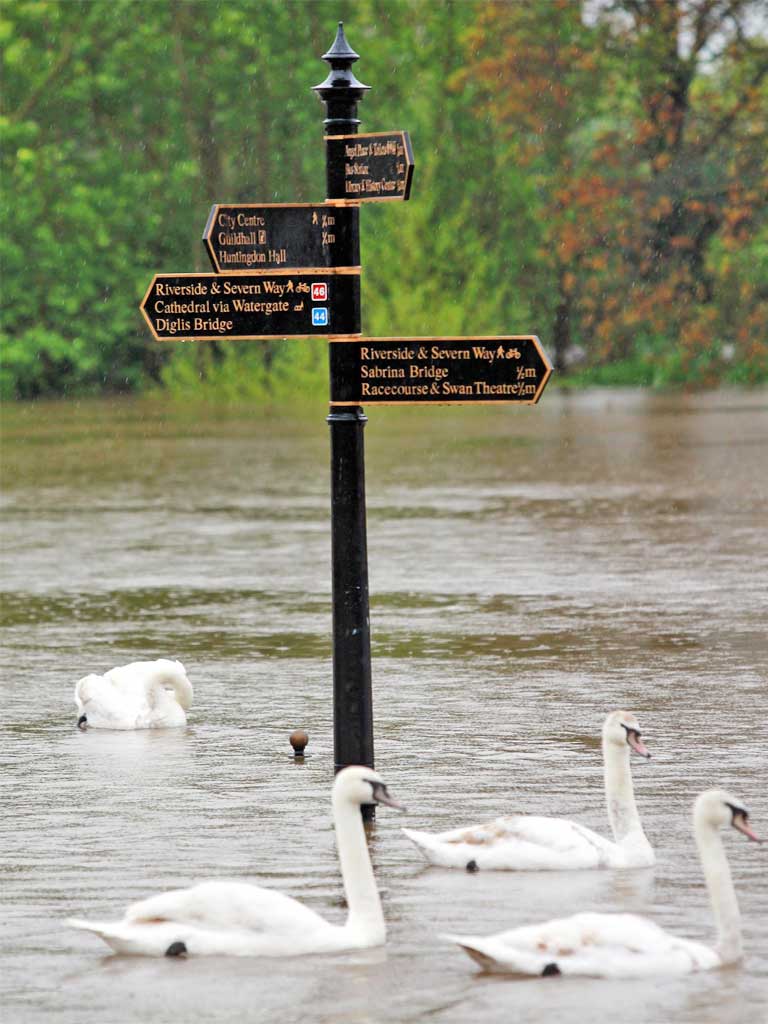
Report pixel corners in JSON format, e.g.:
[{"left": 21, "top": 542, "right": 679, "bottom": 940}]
[
  {"left": 67, "top": 917, "right": 110, "bottom": 933},
  {"left": 401, "top": 828, "right": 474, "bottom": 868},
  {"left": 401, "top": 827, "right": 430, "bottom": 848},
  {"left": 442, "top": 934, "right": 543, "bottom": 975},
  {"left": 443, "top": 935, "right": 499, "bottom": 971},
  {"left": 66, "top": 917, "right": 127, "bottom": 949},
  {"left": 66, "top": 917, "right": 180, "bottom": 956},
  {"left": 401, "top": 828, "right": 444, "bottom": 861}
]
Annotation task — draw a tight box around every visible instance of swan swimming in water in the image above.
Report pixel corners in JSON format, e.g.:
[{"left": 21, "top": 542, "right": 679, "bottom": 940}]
[
  {"left": 403, "top": 711, "right": 654, "bottom": 870},
  {"left": 74, "top": 659, "right": 193, "bottom": 730},
  {"left": 445, "top": 789, "right": 761, "bottom": 977},
  {"left": 67, "top": 765, "right": 404, "bottom": 956}
]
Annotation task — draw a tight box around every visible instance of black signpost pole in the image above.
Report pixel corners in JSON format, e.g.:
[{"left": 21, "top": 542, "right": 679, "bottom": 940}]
[
  {"left": 313, "top": 24, "right": 375, "bottom": 805},
  {"left": 140, "top": 20, "right": 550, "bottom": 814}
]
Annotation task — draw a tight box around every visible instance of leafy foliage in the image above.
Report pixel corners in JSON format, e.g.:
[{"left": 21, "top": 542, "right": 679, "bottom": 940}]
[
  {"left": 1, "top": 0, "right": 766, "bottom": 399},
  {"left": 467, "top": 0, "right": 768, "bottom": 382}
]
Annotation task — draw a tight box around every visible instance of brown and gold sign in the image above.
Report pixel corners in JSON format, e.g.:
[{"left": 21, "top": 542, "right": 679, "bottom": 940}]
[
  {"left": 141, "top": 272, "right": 361, "bottom": 341},
  {"left": 203, "top": 203, "right": 359, "bottom": 273},
  {"left": 329, "top": 336, "right": 552, "bottom": 405},
  {"left": 325, "top": 131, "right": 414, "bottom": 201}
]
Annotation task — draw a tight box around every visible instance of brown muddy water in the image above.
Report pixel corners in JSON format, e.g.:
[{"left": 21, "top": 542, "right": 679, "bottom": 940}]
[{"left": 1, "top": 389, "right": 766, "bottom": 1024}]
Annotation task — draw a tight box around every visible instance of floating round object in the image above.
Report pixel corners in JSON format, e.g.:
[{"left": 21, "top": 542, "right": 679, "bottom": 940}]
[{"left": 290, "top": 729, "right": 309, "bottom": 755}]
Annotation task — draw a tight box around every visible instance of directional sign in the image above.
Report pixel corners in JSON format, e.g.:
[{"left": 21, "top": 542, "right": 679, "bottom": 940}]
[
  {"left": 203, "top": 203, "right": 359, "bottom": 273},
  {"left": 325, "top": 131, "right": 414, "bottom": 201},
  {"left": 329, "top": 337, "right": 552, "bottom": 405},
  {"left": 140, "top": 272, "right": 360, "bottom": 341}
]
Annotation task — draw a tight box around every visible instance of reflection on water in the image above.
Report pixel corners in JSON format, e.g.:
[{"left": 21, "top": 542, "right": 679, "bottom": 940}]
[{"left": 1, "top": 389, "right": 766, "bottom": 1023}]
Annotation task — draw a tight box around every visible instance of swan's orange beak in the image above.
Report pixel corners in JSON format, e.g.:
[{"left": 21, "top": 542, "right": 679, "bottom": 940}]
[
  {"left": 733, "top": 812, "right": 762, "bottom": 843},
  {"left": 627, "top": 732, "right": 650, "bottom": 758}
]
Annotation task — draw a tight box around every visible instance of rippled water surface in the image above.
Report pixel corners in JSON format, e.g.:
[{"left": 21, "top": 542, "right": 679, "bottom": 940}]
[{"left": 1, "top": 390, "right": 766, "bottom": 1024}]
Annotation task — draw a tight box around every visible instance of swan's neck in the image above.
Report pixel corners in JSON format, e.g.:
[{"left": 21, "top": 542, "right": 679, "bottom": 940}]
[
  {"left": 154, "top": 668, "right": 193, "bottom": 710},
  {"left": 603, "top": 740, "right": 643, "bottom": 843},
  {"left": 696, "top": 818, "right": 742, "bottom": 963},
  {"left": 332, "top": 797, "right": 385, "bottom": 944}
]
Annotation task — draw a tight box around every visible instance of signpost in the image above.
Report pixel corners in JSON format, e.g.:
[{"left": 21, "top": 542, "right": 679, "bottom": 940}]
[
  {"left": 138, "top": 22, "right": 552, "bottom": 810},
  {"left": 313, "top": 26, "right": 372, "bottom": 797},
  {"left": 141, "top": 271, "right": 361, "bottom": 341}
]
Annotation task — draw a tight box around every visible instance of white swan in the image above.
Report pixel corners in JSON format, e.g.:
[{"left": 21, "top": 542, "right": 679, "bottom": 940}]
[
  {"left": 445, "top": 789, "right": 761, "bottom": 977},
  {"left": 67, "top": 765, "right": 403, "bottom": 956},
  {"left": 403, "top": 711, "right": 653, "bottom": 870},
  {"left": 74, "top": 659, "right": 193, "bottom": 730}
]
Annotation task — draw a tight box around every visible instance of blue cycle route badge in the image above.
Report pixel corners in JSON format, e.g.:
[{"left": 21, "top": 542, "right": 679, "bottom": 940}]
[{"left": 312, "top": 307, "right": 329, "bottom": 327}]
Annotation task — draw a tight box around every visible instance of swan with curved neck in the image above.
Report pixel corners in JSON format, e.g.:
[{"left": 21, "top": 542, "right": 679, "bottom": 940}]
[
  {"left": 402, "top": 711, "right": 653, "bottom": 869},
  {"left": 445, "top": 789, "right": 761, "bottom": 976},
  {"left": 67, "top": 766, "right": 403, "bottom": 956},
  {"left": 74, "top": 659, "right": 193, "bottom": 730}
]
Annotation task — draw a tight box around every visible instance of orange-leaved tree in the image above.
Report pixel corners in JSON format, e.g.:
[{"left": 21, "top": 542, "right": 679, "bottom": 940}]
[{"left": 466, "top": 0, "right": 767, "bottom": 382}]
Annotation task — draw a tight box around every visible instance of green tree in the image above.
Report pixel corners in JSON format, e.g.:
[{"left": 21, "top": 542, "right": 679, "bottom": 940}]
[{"left": 2, "top": 0, "right": 765, "bottom": 399}]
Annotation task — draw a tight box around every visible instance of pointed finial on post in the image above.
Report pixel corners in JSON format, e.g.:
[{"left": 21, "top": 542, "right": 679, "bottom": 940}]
[
  {"left": 313, "top": 21, "right": 370, "bottom": 136},
  {"left": 323, "top": 22, "right": 360, "bottom": 65}
]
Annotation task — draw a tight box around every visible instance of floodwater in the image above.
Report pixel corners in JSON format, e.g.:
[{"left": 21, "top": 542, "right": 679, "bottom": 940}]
[{"left": 1, "top": 388, "right": 766, "bottom": 1024}]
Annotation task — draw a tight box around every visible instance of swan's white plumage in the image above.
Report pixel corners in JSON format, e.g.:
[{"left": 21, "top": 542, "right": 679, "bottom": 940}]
[
  {"left": 67, "top": 766, "right": 401, "bottom": 957},
  {"left": 404, "top": 816, "right": 626, "bottom": 870},
  {"left": 445, "top": 912, "right": 719, "bottom": 977},
  {"left": 404, "top": 710, "right": 654, "bottom": 870},
  {"left": 446, "top": 789, "right": 757, "bottom": 978},
  {"left": 69, "top": 882, "right": 351, "bottom": 957},
  {"left": 73, "top": 659, "right": 193, "bottom": 729}
]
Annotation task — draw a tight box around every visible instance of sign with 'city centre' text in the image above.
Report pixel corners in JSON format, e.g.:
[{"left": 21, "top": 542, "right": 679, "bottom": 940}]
[{"left": 203, "top": 203, "right": 359, "bottom": 273}]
